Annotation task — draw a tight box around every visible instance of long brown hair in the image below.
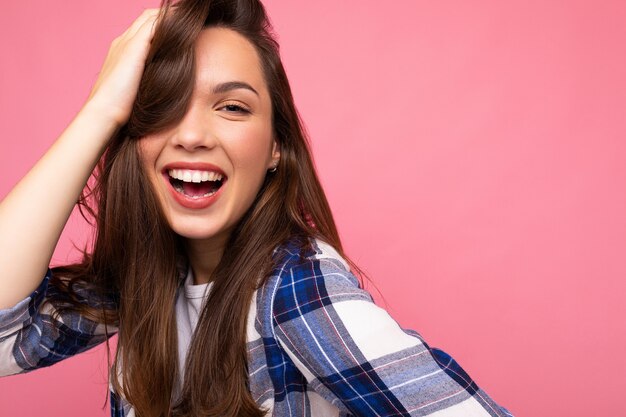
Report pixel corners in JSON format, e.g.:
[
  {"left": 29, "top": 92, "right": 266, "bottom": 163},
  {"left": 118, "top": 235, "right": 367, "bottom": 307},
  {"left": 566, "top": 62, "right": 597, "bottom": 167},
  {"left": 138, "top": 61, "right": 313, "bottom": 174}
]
[{"left": 50, "top": 0, "right": 359, "bottom": 415}]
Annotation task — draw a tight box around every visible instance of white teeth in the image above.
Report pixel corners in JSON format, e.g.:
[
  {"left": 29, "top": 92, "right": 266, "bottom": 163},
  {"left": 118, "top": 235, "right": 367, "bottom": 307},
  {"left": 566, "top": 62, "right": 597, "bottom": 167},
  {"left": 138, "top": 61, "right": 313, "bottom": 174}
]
[
  {"left": 171, "top": 178, "right": 218, "bottom": 198},
  {"left": 167, "top": 169, "right": 224, "bottom": 183}
]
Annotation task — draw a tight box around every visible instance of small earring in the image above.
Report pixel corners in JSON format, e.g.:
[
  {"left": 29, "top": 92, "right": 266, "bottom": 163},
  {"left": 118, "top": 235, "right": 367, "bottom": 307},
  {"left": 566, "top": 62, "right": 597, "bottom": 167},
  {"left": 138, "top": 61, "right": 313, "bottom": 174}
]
[{"left": 269, "top": 165, "right": 278, "bottom": 173}]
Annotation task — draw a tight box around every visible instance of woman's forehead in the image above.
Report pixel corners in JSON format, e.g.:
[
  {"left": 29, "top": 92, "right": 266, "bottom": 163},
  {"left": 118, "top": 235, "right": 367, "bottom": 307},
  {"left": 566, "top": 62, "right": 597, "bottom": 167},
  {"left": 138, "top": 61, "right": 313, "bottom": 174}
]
[{"left": 193, "top": 27, "right": 268, "bottom": 98}]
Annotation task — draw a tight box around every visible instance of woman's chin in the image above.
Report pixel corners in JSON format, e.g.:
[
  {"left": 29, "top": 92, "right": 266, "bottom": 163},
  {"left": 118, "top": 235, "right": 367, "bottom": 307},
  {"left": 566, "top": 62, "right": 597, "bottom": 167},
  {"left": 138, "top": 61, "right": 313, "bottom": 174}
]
[
  {"left": 168, "top": 219, "right": 232, "bottom": 243},
  {"left": 170, "top": 220, "right": 220, "bottom": 240}
]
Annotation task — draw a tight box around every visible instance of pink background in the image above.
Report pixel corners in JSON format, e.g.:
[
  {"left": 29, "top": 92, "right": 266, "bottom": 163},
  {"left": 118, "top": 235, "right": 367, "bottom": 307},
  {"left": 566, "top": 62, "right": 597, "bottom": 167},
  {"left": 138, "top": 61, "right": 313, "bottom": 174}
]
[{"left": 1, "top": 1, "right": 625, "bottom": 415}]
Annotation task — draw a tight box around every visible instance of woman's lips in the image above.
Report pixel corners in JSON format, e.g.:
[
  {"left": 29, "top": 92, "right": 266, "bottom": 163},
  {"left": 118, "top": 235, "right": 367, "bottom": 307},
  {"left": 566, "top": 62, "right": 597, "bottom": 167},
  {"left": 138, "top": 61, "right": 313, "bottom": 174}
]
[
  {"left": 161, "top": 162, "right": 227, "bottom": 210},
  {"left": 162, "top": 171, "right": 225, "bottom": 210}
]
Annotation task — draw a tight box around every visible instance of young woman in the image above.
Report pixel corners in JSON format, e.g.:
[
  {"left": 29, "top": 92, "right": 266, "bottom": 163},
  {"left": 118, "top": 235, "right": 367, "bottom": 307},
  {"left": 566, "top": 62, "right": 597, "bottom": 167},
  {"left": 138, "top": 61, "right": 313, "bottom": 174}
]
[{"left": 0, "top": 0, "right": 513, "bottom": 416}]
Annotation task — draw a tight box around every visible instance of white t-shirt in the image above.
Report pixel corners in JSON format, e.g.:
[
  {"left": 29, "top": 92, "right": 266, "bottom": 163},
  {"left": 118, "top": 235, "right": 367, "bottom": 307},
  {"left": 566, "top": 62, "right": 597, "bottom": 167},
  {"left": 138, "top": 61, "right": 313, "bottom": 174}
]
[{"left": 173, "top": 267, "right": 211, "bottom": 401}]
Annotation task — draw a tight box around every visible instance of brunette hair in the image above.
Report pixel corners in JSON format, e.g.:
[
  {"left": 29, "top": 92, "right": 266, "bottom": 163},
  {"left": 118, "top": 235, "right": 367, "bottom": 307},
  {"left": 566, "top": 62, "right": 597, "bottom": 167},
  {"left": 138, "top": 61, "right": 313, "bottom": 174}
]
[{"left": 49, "top": 0, "right": 362, "bottom": 416}]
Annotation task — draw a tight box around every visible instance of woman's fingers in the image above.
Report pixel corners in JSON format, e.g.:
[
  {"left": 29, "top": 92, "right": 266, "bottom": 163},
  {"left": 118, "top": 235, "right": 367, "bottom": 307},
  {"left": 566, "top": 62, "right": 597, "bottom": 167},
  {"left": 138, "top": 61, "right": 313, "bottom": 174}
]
[
  {"left": 86, "top": 8, "right": 164, "bottom": 128},
  {"left": 124, "top": 8, "right": 161, "bottom": 40}
]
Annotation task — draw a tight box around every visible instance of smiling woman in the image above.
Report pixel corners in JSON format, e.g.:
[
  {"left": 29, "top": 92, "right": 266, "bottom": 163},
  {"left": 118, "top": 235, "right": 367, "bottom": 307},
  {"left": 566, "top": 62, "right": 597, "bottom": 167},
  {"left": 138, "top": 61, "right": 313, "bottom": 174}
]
[
  {"left": 139, "top": 27, "right": 279, "bottom": 250},
  {"left": 0, "top": 1, "right": 513, "bottom": 416}
]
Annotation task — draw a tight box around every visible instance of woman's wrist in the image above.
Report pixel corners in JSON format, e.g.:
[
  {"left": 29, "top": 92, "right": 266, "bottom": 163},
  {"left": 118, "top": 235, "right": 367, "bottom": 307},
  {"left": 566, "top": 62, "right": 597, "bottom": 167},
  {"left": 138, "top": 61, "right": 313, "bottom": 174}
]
[{"left": 75, "top": 100, "right": 125, "bottom": 148}]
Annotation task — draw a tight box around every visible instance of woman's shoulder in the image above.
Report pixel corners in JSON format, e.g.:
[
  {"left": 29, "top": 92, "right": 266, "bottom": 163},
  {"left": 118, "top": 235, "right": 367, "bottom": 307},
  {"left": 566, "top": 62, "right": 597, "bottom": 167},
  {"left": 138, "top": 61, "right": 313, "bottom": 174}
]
[
  {"left": 266, "top": 235, "right": 364, "bottom": 301},
  {"left": 269, "top": 236, "right": 358, "bottom": 283},
  {"left": 253, "top": 235, "right": 367, "bottom": 339}
]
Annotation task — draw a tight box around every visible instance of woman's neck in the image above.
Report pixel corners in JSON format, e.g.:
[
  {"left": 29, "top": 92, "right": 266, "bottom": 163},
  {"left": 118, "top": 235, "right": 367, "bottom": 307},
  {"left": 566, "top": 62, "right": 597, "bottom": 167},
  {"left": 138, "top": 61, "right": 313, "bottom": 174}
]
[{"left": 184, "top": 235, "right": 228, "bottom": 285}]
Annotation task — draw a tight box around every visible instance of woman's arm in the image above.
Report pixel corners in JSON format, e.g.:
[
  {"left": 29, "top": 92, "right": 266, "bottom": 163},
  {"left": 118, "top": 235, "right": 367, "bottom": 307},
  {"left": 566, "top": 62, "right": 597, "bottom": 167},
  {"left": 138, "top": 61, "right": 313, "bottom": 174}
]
[
  {"left": 0, "top": 9, "right": 160, "bottom": 310},
  {"left": 272, "top": 254, "right": 513, "bottom": 416},
  {"left": 0, "top": 269, "right": 117, "bottom": 377}
]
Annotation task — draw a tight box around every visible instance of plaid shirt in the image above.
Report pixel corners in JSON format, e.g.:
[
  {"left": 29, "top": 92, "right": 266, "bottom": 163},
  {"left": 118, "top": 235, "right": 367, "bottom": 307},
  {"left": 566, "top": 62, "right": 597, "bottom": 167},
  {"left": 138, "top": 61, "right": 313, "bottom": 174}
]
[{"left": 0, "top": 238, "right": 513, "bottom": 416}]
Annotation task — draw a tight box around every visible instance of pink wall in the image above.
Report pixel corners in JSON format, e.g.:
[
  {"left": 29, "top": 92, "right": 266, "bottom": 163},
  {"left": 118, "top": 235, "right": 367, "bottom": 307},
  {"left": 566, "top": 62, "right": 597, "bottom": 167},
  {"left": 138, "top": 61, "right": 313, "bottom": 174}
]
[{"left": 1, "top": 1, "right": 625, "bottom": 415}]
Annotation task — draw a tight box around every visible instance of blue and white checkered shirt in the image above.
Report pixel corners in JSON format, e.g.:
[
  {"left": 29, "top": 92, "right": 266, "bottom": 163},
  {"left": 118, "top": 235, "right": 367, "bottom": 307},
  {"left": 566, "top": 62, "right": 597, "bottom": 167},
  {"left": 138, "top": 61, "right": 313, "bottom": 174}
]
[{"left": 0, "top": 238, "right": 513, "bottom": 416}]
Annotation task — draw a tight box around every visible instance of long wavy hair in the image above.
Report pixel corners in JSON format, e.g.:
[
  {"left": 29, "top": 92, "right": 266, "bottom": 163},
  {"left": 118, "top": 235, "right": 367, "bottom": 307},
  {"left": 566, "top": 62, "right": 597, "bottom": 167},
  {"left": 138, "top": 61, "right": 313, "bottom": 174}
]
[{"left": 48, "top": 0, "right": 362, "bottom": 416}]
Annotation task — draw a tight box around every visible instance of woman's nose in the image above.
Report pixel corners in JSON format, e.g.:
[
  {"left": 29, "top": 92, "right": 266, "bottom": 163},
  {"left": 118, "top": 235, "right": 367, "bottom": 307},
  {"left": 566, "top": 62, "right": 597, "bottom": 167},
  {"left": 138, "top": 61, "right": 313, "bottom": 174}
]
[{"left": 170, "top": 103, "right": 217, "bottom": 151}]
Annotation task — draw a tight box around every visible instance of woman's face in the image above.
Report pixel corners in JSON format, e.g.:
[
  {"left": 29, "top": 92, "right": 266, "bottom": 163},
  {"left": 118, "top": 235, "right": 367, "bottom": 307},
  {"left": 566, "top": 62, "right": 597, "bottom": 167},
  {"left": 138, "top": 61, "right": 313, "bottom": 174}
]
[{"left": 138, "top": 27, "right": 279, "bottom": 245}]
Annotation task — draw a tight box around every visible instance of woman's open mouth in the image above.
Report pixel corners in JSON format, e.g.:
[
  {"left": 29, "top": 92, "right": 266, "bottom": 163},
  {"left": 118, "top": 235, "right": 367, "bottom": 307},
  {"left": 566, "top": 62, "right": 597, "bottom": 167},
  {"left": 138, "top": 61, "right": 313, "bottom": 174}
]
[
  {"left": 163, "top": 166, "right": 227, "bottom": 209},
  {"left": 167, "top": 169, "right": 224, "bottom": 199}
]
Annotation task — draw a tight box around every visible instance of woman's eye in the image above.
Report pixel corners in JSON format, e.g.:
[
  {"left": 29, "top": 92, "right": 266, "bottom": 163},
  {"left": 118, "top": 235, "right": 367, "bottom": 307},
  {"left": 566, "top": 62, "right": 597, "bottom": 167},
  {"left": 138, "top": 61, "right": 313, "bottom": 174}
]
[{"left": 220, "top": 103, "right": 250, "bottom": 114}]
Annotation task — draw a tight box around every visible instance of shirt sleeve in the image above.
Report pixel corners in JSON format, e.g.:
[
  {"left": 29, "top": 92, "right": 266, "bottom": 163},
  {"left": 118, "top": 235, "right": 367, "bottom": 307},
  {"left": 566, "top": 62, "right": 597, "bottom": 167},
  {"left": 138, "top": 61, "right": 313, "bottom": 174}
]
[
  {"left": 271, "top": 256, "right": 514, "bottom": 416},
  {"left": 0, "top": 268, "right": 117, "bottom": 377}
]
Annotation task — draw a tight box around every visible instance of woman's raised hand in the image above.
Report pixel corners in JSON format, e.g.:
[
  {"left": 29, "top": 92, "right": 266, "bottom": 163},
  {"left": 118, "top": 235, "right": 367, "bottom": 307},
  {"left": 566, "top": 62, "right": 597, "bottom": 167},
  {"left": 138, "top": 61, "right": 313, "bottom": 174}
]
[
  {"left": 86, "top": 8, "right": 161, "bottom": 128},
  {"left": 0, "top": 9, "right": 162, "bottom": 309}
]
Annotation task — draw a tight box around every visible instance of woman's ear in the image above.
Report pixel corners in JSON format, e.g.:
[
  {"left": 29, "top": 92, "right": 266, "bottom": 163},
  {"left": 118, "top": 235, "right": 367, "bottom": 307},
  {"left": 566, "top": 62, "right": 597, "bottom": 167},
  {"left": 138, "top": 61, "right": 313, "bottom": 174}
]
[{"left": 269, "top": 139, "right": 281, "bottom": 169}]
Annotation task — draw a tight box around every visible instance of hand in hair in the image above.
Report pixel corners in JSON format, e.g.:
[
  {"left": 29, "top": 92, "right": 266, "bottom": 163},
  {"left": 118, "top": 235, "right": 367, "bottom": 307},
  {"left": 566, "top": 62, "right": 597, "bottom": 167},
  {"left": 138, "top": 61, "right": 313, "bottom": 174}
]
[
  {"left": 87, "top": 8, "right": 161, "bottom": 128},
  {"left": 0, "top": 8, "right": 160, "bottom": 310}
]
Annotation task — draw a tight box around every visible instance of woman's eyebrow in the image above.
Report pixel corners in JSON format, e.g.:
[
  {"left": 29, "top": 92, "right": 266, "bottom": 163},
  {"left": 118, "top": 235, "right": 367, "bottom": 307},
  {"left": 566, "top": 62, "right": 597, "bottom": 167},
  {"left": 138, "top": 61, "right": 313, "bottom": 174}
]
[{"left": 211, "top": 81, "right": 259, "bottom": 97}]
